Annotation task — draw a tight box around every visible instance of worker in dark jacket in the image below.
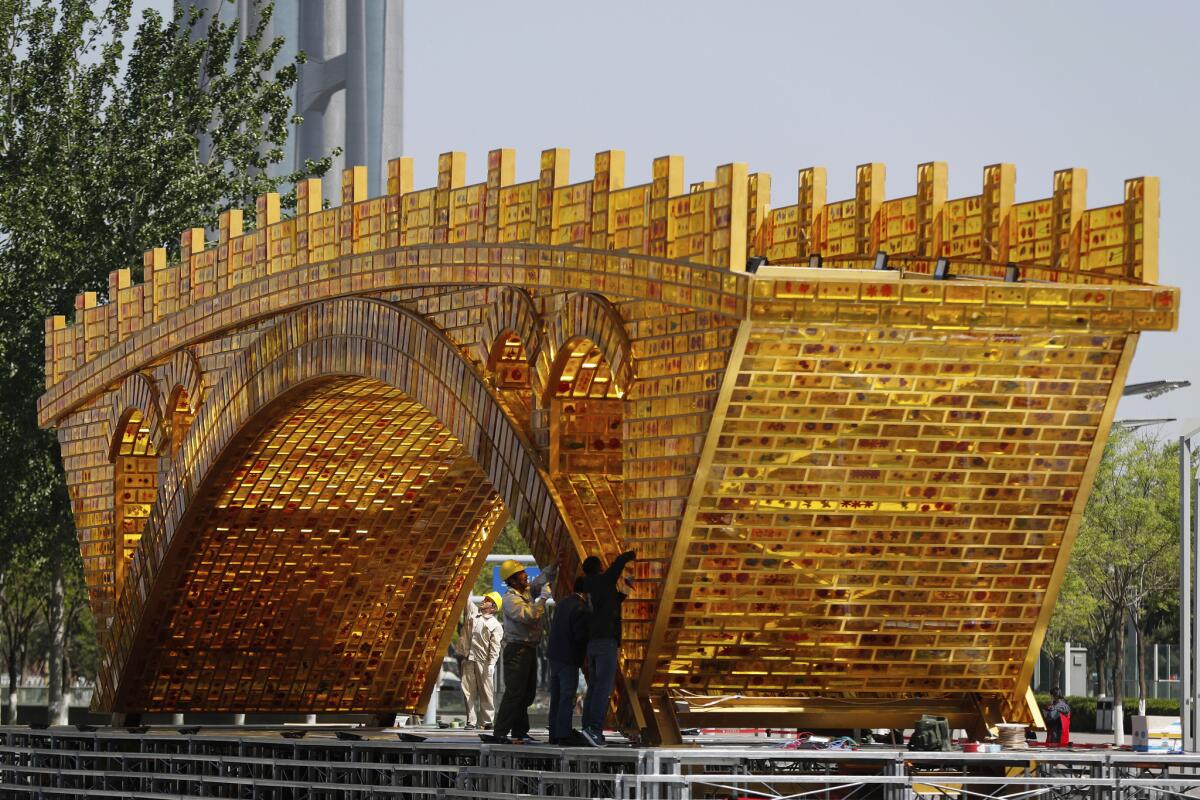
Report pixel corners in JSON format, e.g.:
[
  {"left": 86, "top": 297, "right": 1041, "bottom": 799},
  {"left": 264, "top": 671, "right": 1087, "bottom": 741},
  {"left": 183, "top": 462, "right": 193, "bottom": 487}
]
[
  {"left": 546, "top": 576, "right": 590, "bottom": 745},
  {"left": 579, "top": 550, "right": 636, "bottom": 747},
  {"left": 1043, "top": 687, "right": 1071, "bottom": 745}
]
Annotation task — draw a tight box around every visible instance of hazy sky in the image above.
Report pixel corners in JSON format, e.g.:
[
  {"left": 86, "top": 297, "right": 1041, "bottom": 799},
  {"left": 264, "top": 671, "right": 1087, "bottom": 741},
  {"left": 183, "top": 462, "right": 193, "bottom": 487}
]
[{"left": 135, "top": 0, "right": 1199, "bottom": 433}]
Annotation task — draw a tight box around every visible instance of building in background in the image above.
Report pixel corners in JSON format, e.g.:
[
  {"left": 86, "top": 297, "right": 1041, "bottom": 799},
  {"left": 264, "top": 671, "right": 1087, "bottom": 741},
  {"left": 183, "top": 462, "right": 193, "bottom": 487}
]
[{"left": 187, "top": 0, "right": 403, "bottom": 204}]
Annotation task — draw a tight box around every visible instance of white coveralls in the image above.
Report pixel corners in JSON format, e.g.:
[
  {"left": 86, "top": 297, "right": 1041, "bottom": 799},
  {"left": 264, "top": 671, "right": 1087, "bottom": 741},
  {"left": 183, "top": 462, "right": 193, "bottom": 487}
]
[{"left": 457, "top": 602, "right": 503, "bottom": 727}]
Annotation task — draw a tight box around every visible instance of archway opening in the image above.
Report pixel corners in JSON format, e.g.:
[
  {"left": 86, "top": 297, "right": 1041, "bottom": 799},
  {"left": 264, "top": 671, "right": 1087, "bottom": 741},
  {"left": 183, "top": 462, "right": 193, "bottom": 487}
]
[
  {"left": 119, "top": 377, "right": 507, "bottom": 713},
  {"left": 487, "top": 331, "right": 534, "bottom": 431},
  {"left": 167, "top": 386, "right": 195, "bottom": 457},
  {"left": 112, "top": 409, "right": 160, "bottom": 593},
  {"left": 546, "top": 337, "right": 624, "bottom": 564}
]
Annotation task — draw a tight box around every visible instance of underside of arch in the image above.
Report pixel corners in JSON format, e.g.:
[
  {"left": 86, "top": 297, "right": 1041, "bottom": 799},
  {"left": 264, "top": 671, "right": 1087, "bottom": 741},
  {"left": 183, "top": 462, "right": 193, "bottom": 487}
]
[
  {"left": 544, "top": 335, "right": 627, "bottom": 576},
  {"left": 487, "top": 330, "right": 535, "bottom": 434},
  {"left": 101, "top": 298, "right": 579, "bottom": 713},
  {"left": 532, "top": 292, "right": 633, "bottom": 407},
  {"left": 117, "top": 377, "right": 504, "bottom": 713}
]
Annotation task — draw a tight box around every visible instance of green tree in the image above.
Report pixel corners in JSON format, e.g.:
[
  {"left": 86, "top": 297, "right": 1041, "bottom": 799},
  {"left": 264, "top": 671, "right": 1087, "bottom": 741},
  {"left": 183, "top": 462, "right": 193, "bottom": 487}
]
[
  {"left": 1043, "top": 569, "right": 1095, "bottom": 692},
  {"left": 0, "top": 0, "right": 335, "bottom": 722},
  {"left": 1069, "top": 427, "right": 1180, "bottom": 744},
  {"left": 0, "top": 546, "right": 46, "bottom": 724}
]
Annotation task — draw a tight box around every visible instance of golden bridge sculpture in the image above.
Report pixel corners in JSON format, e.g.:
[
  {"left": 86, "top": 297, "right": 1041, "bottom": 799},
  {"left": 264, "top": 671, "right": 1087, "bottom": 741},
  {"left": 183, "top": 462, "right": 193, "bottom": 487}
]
[{"left": 39, "top": 149, "right": 1177, "bottom": 741}]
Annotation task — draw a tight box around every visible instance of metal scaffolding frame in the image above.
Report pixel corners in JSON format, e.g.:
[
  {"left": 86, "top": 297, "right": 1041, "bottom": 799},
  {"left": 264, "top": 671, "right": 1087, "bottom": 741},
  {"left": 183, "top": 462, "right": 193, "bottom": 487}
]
[{"left": 2, "top": 726, "right": 1200, "bottom": 799}]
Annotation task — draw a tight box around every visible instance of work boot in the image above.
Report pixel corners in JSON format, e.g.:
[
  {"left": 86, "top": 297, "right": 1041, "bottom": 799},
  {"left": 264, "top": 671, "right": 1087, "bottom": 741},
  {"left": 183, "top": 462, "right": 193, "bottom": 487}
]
[
  {"left": 478, "top": 733, "right": 511, "bottom": 744},
  {"left": 579, "top": 728, "right": 605, "bottom": 748},
  {"left": 564, "top": 729, "right": 591, "bottom": 747}
]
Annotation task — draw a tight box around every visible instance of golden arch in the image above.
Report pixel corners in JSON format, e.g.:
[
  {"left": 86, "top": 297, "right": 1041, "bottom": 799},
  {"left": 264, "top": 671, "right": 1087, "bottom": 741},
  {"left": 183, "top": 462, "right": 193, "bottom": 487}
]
[
  {"left": 157, "top": 348, "right": 203, "bottom": 453},
  {"left": 103, "top": 373, "right": 168, "bottom": 604},
  {"left": 533, "top": 292, "right": 634, "bottom": 407},
  {"left": 34, "top": 150, "right": 1181, "bottom": 737},
  {"left": 99, "top": 297, "right": 579, "bottom": 714},
  {"left": 104, "top": 373, "right": 166, "bottom": 462},
  {"left": 477, "top": 286, "right": 541, "bottom": 370}
]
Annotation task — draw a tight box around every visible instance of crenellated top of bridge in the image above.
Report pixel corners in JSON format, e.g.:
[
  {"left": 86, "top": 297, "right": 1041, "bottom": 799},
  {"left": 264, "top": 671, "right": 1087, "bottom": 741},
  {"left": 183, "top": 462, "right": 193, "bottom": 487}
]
[{"left": 41, "top": 148, "right": 1169, "bottom": 401}]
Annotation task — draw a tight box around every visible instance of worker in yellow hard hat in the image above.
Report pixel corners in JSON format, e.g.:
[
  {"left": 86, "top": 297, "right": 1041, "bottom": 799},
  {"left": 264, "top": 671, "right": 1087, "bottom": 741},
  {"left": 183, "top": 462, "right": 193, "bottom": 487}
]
[
  {"left": 484, "top": 591, "right": 503, "bottom": 612},
  {"left": 456, "top": 591, "right": 504, "bottom": 730},
  {"left": 488, "top": 558, "right": 555, "bottom": 744}
]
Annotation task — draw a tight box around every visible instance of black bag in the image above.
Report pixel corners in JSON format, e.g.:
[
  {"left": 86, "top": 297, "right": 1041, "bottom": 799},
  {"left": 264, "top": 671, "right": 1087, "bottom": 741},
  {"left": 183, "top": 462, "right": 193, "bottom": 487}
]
[{"left": 908, "top": 715, "right": 951, "bottom": 751}]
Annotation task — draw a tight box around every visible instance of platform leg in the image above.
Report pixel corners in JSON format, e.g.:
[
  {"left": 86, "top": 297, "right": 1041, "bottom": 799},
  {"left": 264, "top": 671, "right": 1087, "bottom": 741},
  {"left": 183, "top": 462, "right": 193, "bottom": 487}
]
[
  {"left": 967, "top": 694, "right": 1004, "bottom": 741},
  {"left": 883, "top": 756, "right": 906, "bottom": 800},
  {"left": 647, "top": 694, "right": 683, "bottom": 747}
]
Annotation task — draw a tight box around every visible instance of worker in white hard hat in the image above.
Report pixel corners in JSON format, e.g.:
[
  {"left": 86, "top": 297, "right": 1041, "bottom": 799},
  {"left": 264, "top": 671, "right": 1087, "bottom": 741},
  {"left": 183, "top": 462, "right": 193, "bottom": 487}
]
[
  {"left": 457, "top": 591, "right": 504, "bottom": 730},
  {"left": 489, "top": 559, "right": 554, "bottom": 744}
]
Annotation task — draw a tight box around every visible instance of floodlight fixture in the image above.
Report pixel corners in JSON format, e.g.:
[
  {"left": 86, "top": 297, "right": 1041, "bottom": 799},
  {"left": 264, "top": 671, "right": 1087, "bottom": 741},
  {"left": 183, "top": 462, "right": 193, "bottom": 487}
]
[
  {"left": 1113, "top": 418, "right": 1177, "bottom": 431},
  {"left": 1122, "top": 380, "right": 1191, "bottom": 399}
]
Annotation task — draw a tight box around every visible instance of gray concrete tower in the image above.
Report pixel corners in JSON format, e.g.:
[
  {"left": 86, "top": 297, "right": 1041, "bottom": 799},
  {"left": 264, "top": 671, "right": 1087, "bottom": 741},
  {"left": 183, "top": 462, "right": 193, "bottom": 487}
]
[{"left": 187, "top": 0, "right": 403, "bottom": 204}]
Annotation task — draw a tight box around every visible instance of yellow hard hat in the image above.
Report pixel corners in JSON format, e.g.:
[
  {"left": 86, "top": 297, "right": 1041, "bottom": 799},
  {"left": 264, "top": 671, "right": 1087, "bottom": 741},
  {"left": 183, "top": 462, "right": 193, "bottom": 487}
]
[
  {"left": 483, "top": 591, "right": 503, "bottom": 610},
  {"left": 499, "top": 559, "right": 526, "bottom": 582}
]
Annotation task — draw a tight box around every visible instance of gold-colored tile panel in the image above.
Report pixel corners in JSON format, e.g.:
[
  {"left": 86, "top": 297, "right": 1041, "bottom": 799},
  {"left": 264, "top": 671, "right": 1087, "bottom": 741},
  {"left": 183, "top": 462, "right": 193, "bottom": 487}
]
[{"left": 646, "top": 321, "right": 1131, "bottom": 700}]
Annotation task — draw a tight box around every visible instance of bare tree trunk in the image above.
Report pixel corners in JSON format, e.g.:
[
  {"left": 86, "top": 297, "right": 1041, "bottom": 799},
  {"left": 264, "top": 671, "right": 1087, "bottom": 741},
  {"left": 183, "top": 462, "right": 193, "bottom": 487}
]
[
  {"left": 1113, "top": 621, "right": 1127, "bottom": 746},
  {"left": 1135, "top": 616, "right": 1148, "bottom": 715},
  {"left": 1097, "top": 653, "right": 1108, "bottom": 697},
  {"left": 46, "top": 567, "right": 67, "bottom": 725},
  {"left": 61, "top": 642, "right": 74, "bottom": 723},
  {"left": 6, "top": 658, "right": 19, "bottom": 725}
]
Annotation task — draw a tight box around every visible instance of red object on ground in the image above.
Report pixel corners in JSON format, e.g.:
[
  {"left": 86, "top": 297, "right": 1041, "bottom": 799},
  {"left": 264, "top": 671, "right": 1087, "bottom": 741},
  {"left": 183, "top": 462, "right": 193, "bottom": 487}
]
[{"left": 1047, "top": 712, "right": 1072, "bottom": 746}]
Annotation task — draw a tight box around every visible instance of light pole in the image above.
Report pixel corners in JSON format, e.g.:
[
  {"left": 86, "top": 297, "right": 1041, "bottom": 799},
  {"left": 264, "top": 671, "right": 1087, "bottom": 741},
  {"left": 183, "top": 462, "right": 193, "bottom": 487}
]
[{"left": 1180, "top": 420, "right": 1200, "bottom": 752}]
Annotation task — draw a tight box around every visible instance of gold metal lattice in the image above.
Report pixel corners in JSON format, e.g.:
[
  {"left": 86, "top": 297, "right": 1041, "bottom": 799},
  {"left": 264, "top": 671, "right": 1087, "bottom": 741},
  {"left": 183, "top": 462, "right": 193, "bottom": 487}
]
[
  {"left": 488, "top": 332, "right": 534, "bottom": 432},
  {"left": 645, "top": 323, "right": 1129, "bottom": 701},
  {"left": 547, "top": 337, "right": 625, "bottom": 565},
  {"left": 118, "top": 377, "right": 503, "bottom": 713},
  {"left": 114, "top": 411, "right": 158, "bottom": 592},
  {"left": 37, "top": 151, "right": 1178, "bottom": 733}
]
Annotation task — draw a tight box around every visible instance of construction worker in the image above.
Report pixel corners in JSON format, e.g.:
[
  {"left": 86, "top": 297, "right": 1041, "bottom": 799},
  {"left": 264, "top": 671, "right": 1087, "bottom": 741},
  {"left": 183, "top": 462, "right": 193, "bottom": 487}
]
[
  {"left": 490, "top": 559, "right": 554, "bottom": 744},
  {"left": 1043, "top": 687, "right": 1072, "bottom": 745},
  {"left": 457, "top": 591, "right": 503, "bottom": 730},
  {"left": 546, "top": 576, "right": 591, "bottom": 745},
  {"left": 580, "top": 550, "right": 636, "bottom": 747}
]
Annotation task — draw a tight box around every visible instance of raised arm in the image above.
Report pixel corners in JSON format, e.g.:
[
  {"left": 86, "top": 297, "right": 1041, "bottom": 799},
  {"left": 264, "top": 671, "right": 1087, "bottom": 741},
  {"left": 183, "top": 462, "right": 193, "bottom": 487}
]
[
  {"left": 529, "top": 562, "right": 558, "bottom": 595},
  {"left": 603, "top": 550, "right": 637, "bottom": 580}
]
